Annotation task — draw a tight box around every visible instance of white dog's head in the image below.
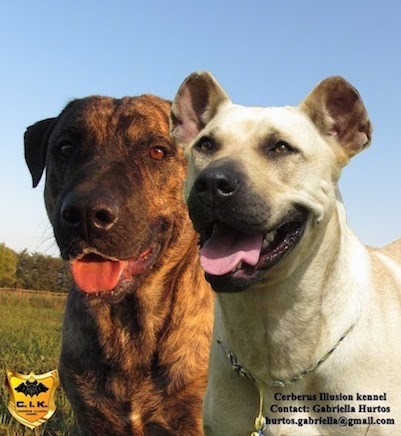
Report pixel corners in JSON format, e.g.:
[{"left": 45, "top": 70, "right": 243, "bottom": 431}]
[{"left": 170, "top": 73, "right": 372, "bottom": 292}]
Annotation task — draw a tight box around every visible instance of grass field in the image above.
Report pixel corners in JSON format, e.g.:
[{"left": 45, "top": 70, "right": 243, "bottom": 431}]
[{"left": 0, "top": 289, "right": 75, "bottom": 435}]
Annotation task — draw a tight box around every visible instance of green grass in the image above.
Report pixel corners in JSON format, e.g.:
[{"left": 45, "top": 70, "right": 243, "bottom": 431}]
[{"left": 0, "top": 289, "right": 75, "bottom": 435}]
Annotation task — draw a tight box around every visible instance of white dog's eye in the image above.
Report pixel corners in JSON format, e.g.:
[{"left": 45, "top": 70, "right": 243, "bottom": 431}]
[
  {"left": 271, "top": 141, "right": 294, "bottom": 154},
  {"left": 195, "top": 137, "right": 216, "bottom": 154}
]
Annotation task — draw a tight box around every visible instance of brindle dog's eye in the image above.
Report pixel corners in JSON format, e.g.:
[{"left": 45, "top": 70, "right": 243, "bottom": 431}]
[
  {"left": 271, "top": 141, "right": 294, "bottom": 154},
  {"left": 59, "top": 142, "right": 74, "bottom": 157},
  {"left": 149, "top": 146, "right": 167, "bottom": 160},
  {"left": 195, "top": 137, "right": 216, "bottom": 153}
]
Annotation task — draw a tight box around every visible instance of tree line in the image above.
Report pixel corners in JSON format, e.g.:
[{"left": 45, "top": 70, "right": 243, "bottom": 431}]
[{"left": 0, "top": 242, "right": 71, "bottom": 292}]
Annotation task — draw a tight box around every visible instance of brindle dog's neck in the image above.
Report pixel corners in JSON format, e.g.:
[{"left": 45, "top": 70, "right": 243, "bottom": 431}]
[
  {"left": 69, "top": 232, "right": 206, "bottom": 374},
  {"left": 60, "top": 222, "right": 213, "bottom": 434}
]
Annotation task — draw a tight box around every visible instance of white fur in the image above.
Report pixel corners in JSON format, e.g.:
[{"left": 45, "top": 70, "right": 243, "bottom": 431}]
[
  {"left": 193, "top": 103, "right": 400, "bottom": 436},
  {"left": 172, "top": 74, "right": 401, "bottom": 435}
]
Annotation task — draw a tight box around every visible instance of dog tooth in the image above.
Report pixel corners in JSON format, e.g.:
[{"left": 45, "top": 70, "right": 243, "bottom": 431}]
[
  {"left": 264, "top": 231, "right": 276, "bottom": 243},
  {"left": 262, "top": 239, "right": 269, "bottom": 249},
  {"left": 237, "top": 261, "right": 243, "bottom": 271}
]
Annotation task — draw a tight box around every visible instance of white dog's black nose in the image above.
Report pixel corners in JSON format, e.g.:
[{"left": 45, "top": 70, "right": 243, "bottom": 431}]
[
  {"left": 194, "top": 164, "right": 240, "bottom": 203},
  {"left": 61, "top": 193, "right": 119, "bottom": 235}
]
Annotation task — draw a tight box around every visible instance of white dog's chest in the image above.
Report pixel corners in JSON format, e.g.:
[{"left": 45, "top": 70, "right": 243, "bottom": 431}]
[{"left": 206, "top": 393, "right": 391, "bottom": 436}]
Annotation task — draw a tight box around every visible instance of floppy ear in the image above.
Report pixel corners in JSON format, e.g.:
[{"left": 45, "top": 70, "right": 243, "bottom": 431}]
[
  {"left": 24, "top": 117, "right": 57, "bottom": 187},
  {"left": 301, "top": 76, "right": 372, "bottom": 159},
  {"left": 170, "top": 71, "right": 230, "bottom": 148}
]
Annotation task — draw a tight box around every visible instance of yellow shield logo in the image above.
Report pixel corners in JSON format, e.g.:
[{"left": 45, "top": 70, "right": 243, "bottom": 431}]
[{"left": 5, "top": 369, "right": 59, "bottom": 429}]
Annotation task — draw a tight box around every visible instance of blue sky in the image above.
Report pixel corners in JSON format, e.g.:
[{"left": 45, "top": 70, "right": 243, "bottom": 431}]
[{"left": 1, "top": 1, "right": 401, "bottom": 255}]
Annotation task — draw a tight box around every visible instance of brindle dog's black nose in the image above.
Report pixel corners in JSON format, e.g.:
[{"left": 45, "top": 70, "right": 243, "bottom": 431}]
[
  {"left": 194, "top": 163, "right": 240, "bottom": 203},
  {"left": 61, "top": 193, "right": 119, "bottom": 235}
]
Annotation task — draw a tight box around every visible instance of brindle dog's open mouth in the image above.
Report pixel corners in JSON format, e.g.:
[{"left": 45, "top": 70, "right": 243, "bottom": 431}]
[
  {"left": 199, "top": 210, "right": 308, "bottom": 289},
  {"left": 70, "top": 243, "right": 161, "bottom": 298}
]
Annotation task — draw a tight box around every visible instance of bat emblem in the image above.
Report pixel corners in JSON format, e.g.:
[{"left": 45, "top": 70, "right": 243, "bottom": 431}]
[
  {"left": 15, "top": 380, "right": 49, "bottom": 397},
  {"left": 6, "top": 369, "right": 59, "bottom": 429}
]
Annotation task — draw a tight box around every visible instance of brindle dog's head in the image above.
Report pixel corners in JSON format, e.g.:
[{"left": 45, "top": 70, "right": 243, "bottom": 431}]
[
  {"left": 25, "top": 95, "right": 188, "bottom": 301},
  {"left": 170, "top": 72, "right": 372, "bottom": 292}
]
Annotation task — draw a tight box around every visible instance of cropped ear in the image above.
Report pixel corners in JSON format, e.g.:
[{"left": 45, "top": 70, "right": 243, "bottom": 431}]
[
  {"left": 300, "top": 76, "right": 372, "bottom": 159},
  {"left": 24, "top": 117, "right": 57, "bottom": 187},
  {"left": 170, "top": 71, "right": 230, "bottom": 148}
]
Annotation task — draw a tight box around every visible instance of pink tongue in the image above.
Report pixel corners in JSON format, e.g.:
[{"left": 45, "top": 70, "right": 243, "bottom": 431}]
[
  {"left": 71, "top": 259, "right": 126, "bottom": 293},
  {"left": 200, "top": 225, "right": 263, "bottom": 276}
]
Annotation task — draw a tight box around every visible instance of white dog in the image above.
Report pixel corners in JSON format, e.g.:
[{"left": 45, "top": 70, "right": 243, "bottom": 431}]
[{"left": 170, "top": 72, "right": 401, "bottom": 435}]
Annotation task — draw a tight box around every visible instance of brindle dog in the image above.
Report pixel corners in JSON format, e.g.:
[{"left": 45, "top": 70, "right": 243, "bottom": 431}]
[{"left": 24, "top": 95, "right": 213, "bottom": 435}]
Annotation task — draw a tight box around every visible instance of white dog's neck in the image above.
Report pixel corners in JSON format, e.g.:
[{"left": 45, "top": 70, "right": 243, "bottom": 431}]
[{"left": 215, "top": 200, "right": 371, "bottom": 384}]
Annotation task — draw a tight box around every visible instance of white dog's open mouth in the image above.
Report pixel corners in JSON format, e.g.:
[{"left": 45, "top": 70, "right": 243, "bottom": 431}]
[{"left": 199, "top": 213, "right": 307, "bottom": 279}]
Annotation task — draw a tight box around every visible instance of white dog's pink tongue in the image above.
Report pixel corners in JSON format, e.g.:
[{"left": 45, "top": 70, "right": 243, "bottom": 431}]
[{"left": 200, "top": 224, "right": 263, "bottom": 276}]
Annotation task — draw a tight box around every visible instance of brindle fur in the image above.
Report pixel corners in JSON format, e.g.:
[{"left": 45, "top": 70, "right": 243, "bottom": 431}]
[{"left": 24, "top": 95, "right": 213, "bottom": 435}]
